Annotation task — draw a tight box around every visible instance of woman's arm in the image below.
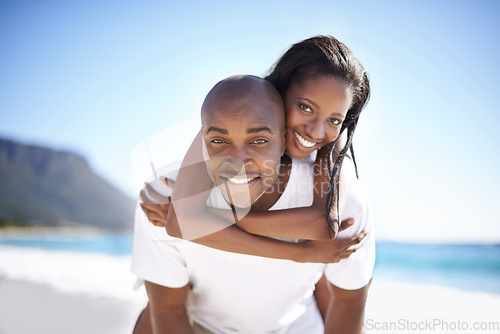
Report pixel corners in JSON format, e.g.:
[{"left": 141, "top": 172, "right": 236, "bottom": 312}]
[
  {"left": 209, "top": 142, "right": 357, "bottom": 241},
  {"left": 141, "top": 188, "right": 368, "bottom": 263},
  {"left": 159, "top": 131, "right": 320, "bottom": 262},
  {"left": 163, "top": 130, "right": 355, "bottom": 241},
  {"left": 153, "top": 130, "right": 363, "bottom": 262}
]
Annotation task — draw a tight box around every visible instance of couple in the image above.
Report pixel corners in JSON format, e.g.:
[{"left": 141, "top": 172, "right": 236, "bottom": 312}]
[{"left": 131, "top": 36, "right": 375, "bottom": 333}]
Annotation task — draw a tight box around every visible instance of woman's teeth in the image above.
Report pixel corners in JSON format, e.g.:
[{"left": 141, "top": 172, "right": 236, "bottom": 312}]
[
  {"left": 227, "top": 177, "right": 257, "bottom": 184},
  {"left": 294, "top": 132, "right": 316, "bottom": 148}
]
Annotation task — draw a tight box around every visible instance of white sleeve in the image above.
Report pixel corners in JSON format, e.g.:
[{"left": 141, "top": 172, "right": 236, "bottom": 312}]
[
  {"left": 130, "top": 202, "right": 190, "bottom": 288},
  {"left": 324, "top": 181, "right": 376, "bottom": 290}
]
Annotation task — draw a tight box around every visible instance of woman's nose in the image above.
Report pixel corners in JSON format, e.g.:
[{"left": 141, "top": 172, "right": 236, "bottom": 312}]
[{"left": 306, "top": 118, "right": 325, "bottom": 140}]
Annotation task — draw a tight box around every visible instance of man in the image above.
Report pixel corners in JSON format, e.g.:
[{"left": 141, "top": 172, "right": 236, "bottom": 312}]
[{"left": 131, "top": 75, "right": 374, "bottom": 333}]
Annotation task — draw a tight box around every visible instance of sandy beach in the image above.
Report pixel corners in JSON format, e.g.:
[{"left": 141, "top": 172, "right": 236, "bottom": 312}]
[
  {"left": 0, "top": 244, "right": 149, "bottom": 334},
  {"left": 1, "top": 277, "right": 499, "bottom": 334},
  {"left": 0, "top": 278, "right": 147, "bottom": 334},
  {"left": 0, "top": 242, "right": 498, "bottom": 334},
  {"left": 364, "top": 281, "right": 500, "bottom": 333}
]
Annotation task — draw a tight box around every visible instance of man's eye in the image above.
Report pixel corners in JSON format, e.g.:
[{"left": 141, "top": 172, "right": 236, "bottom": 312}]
[
  {"left": 252, "top": 138, "right": 268, "bottom": 145},
  {"left": 299, "top": 103, "right": 312, "bottom": 113},
  {"left": 211, "top": 139, "right": 226, "bottom": 144}
]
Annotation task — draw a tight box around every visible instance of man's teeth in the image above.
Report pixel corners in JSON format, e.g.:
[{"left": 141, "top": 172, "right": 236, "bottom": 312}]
[
  {"left": 294, "top": 132, "right": 316, "bottom": 148},
  {"left": 228, "top": 177, "right": 257, "bottom": 184}
]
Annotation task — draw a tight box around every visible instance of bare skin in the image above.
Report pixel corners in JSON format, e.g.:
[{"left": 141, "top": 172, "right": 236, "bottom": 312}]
[
  {"left": 324, "top": 282, "right": 371, "bottom": 334},
  {"left": 145, "top": 281, "right": 192, "bottom": 334}
]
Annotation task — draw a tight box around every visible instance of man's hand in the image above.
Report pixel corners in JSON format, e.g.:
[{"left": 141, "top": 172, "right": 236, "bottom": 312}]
[
  {"left": 139, "top": 177, "right": 175, "bottom": 227},
  {"left": 303, "top": 218, "right": 368, "bottom": 263}
]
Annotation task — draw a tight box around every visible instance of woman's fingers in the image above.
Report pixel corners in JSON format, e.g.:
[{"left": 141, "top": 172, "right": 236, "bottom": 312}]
[
  {"left": 140, "top": 202, "right": 165, "bottom": 214},
  {"left": 150, "top": 219, "right": 166, "bottom": 227},
  {"left": 144, "top": 182, "right": 170, "bottom": 204},
  {"left": 140, "top": 203, "right": 168, "bottom": 227},
  {"left": 344, "top": 230, "right": 368, "bottom": 251},
  {"left": 161, "top": 176, "right": 176, "bottom": 189},
  {"left": 140, "top": 203, "right": 156, "bottom": 216},
  {"left": 332, "top": 229, "right": 368, "bottom": 261},
  {"left": 350, "top": 230, "right": 368, "bottom": 245},
  {"left": 338, "top": 218, "right": 354, "bottom": 232},
  {"left": 138, "top": 177, "right": 173, "bottom": 228},
  {"left": 140, "top": 202, "right": 170, "bottom": 218},
  {"left": 140, "top": 189, "right": 156, "bottom": 204}
]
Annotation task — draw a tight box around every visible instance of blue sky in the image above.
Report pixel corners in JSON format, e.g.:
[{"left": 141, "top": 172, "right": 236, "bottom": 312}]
[{"left": 1, "top": 0, "right": 499, "bottom": 243}]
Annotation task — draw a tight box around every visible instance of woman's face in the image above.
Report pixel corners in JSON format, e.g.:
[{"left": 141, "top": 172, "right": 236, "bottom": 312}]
[{"left": 284, "top": 76, "right": 353, "bottom": 159}]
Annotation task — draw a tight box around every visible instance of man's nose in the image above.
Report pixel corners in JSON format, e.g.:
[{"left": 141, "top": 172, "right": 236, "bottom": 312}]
[
  {"left": 306, "top": 118, "right": 325, "bottom": 140},
  {"left": 224, "top": 147, "right": 252, "bottom": 170}
]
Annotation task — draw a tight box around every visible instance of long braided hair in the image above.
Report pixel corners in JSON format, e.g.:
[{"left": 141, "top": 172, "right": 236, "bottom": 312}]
[{"left": 265, "top": 35, "right": 370, "bottom": 237}]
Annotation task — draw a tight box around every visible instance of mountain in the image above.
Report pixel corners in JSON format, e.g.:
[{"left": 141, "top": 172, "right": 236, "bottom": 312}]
[{"left": 0, "top": 138, "right": 135, "bottom": 229}]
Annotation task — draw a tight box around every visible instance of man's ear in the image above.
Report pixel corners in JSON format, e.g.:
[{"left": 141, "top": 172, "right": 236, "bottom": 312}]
[{"left": 280, "top": 128, "right": 287, "bottom": 156}]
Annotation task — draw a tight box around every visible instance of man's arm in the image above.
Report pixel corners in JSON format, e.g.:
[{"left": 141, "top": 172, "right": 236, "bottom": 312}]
[
  {"left": 323, "top": 281, "right": 371, "bottom": 334},
  {"left": 313, "top": 274, "right": 332, "bottom": 321},
  {"left": 145, "top": 281, "right": 192, "bottom": 334}
]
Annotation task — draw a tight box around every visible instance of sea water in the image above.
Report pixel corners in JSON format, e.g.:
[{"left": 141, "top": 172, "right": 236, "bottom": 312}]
[
  {"left": 0, "top": 232, "right": 143, "bottom": 302},
  {"left": 0, "top": 233, "right": 499, "bottom": 296},
  {"left": 374, "top": 242, "right": 500, "bottom": 294},
  {"left": 0, "top": 233, "right": 133, "bottom": 255}
]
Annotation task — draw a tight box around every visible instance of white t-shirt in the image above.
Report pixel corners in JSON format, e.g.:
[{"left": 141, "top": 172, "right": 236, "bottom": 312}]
[{"left": 131, "top": 157, "right": 374, "bottom": 334}]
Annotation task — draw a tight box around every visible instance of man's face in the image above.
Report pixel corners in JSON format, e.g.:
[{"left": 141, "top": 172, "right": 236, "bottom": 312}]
[{"left": 202, "top": 91, "right": 285, "bottom": 208}]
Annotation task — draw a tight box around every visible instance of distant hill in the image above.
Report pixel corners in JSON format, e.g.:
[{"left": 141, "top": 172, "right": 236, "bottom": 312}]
[{"left": 0, "top": 138, "right": 135, "bottom": 229}]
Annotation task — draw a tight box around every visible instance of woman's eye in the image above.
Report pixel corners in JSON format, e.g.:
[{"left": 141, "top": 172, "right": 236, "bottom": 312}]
[
  {"left": 299, "top": 103, "right": 312, "bottom": 113},
  {"left": 328, "top": 118, "right": 341, "bottom": 126}
]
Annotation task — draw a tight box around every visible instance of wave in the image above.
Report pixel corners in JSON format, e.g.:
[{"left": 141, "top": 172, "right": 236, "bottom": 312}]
[{"left": 0, "top": 245, "right": 146, "bottom": 303}]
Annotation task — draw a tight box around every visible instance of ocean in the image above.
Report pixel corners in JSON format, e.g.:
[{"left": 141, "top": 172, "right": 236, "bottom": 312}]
[
  {"left": 374, "top": 242, "right": 500, "bottom": 294},
  {"left": 0, "top": 233, "right": 133, "bottom": 255},
  {"left": 0, "top": 233, "right": 499, "bottom": 295}
]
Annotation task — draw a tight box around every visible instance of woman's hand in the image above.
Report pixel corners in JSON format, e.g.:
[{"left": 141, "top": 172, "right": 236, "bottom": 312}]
[
  {"left": 139, "top": 177, "right": 175, "bottom": 227},
  {"left": 302, "top": 218, "right": 368, "bottom": 263}
]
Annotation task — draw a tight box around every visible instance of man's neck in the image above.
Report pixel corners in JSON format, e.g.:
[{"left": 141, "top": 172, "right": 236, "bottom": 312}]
[{"left": 250, "top": 155, "right": 292, "bottom": 211}]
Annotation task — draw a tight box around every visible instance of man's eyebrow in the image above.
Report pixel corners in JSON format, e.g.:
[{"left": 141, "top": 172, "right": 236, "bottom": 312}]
[
  {"left": 247, "top": 127, "right": 273, "bottom": 134},
  {"left": 206, "top": 126, "right": 228, "bottom": 135}
]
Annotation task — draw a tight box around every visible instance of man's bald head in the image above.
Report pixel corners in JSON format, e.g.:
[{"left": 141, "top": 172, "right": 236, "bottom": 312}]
[
  {"left": 200, "top": 75, "right": 287, "bottom": 208},
  {"left": 201, "top": 75, "right": 285, "bottom": 130}
]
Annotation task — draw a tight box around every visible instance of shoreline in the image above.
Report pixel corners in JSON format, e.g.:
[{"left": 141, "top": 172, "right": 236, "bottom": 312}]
[{"left": 0, "top": 226, "right": 133, "bottom": 236}]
